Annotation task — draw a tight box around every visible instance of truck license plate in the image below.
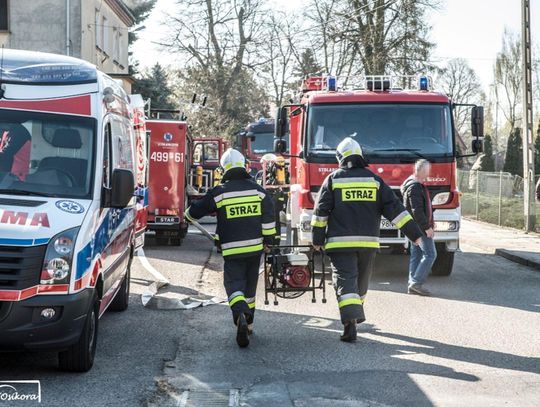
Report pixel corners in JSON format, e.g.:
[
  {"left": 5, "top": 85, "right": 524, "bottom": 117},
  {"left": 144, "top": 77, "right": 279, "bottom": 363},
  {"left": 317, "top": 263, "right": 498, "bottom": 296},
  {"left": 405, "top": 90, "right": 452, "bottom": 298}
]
[
  {"left": 380, "top": 219, "right": 395, "bottom": 229},
  {"left": 156, "top": 216, "right": 179, "bottom": 224}
]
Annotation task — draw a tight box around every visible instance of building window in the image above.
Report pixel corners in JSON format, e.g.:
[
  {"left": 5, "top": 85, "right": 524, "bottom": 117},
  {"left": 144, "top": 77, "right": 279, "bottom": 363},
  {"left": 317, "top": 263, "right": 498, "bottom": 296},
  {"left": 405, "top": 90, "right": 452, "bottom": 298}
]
[
  {"left": 113, "top": 28, "right": 119, "bottom": 62},
  {"left": 95, "top": 10, "right": 102, "bottom": 49},
  {"left": 102, "top": 16, "right": 108, "bottom": 54},
  {"left": 0, "top": 0, "right": 8, "bottom": 31}
]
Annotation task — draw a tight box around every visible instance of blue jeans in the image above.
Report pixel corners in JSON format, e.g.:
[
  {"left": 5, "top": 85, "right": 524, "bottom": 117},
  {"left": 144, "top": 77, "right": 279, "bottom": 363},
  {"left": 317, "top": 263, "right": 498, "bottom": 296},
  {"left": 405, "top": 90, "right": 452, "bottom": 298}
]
[{"left": 409, "top": 236, "right": 437, "bottom": 286}]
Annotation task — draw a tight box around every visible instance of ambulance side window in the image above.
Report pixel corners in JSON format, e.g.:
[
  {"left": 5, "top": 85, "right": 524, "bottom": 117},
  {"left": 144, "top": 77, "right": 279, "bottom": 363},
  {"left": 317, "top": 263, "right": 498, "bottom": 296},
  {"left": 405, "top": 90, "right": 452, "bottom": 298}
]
[
  {"left": 103, "top": 123, "right": 112, "bottom": 188},
  {"left": 111, "top": 116, "right": 135, "bottom": 173}
]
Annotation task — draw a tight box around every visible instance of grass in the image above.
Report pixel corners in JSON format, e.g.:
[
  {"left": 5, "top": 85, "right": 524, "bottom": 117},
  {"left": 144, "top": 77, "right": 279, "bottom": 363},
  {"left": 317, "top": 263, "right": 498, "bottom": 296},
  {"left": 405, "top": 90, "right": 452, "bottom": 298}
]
[{"left": 461, "top": 193, "right": 540, "bottom": 233}]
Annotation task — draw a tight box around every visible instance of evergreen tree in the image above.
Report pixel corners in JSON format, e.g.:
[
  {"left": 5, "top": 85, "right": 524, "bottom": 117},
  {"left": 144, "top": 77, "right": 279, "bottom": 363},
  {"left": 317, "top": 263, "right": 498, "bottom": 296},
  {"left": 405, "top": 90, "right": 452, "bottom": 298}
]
[
  {"left": 293, "top": 48, "right": 322, "bottom": 79},
  {"left": 503, "top": 127, "right": 523, "bottom": 176},
  {"left": 126, "top": 0, "right": 158, "bottom": 75},
  {"left": 133, "top": 63, "right": 177, "bottom": 115},
  {"left": 480, "top": 134, "right": 496, "bottom": 172}
]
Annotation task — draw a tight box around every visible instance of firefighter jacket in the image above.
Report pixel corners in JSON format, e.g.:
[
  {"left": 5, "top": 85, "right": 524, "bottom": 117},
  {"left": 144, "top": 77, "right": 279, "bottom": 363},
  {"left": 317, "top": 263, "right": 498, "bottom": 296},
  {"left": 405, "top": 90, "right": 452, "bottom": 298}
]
[
  {"left": 311, "top": 166, "right": 423, "bottom": 252},
  {"left": 186, "top": 178, "right": 276, "bottom": 259}
]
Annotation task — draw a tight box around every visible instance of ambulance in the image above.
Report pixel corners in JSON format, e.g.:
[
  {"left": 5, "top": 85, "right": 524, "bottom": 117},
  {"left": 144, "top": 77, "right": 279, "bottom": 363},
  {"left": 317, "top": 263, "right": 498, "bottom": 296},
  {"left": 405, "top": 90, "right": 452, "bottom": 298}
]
[{"left": 0, "top": 50, "right": 139, "bottom": 372}]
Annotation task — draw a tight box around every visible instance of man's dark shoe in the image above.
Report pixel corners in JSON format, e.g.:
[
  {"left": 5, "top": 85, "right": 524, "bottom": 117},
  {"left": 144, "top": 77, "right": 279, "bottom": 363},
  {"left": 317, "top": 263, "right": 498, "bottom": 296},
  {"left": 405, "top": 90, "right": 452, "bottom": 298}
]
[
  {"left": 408, "top": 284, "right": 431, "bottom": 296},
  {"left": 340, "top": 320, "right": 357, "bottom": 342},
  {"left": 236, "top": 314, "right": 250, "bottom": 348}
]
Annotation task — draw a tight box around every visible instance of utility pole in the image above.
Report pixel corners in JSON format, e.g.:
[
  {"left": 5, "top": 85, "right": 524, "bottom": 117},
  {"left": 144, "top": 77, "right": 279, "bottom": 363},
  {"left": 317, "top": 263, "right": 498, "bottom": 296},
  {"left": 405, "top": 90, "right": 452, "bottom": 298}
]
[{"left": 521, "top": 0, "right": 536, "bottom": 231}]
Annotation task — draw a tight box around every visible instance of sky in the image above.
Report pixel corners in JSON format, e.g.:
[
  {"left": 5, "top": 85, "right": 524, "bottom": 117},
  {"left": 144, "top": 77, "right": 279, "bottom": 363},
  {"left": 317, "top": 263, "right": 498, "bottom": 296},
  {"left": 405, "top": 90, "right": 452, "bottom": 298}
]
[{"left": 131, "top": 0, "right": 540, "bottom": 92}]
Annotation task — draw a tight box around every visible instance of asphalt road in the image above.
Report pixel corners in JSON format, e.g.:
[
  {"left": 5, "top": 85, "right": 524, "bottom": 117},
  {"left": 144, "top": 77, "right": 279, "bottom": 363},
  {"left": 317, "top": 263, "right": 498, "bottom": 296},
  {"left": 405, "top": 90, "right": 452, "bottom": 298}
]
[{"left": 1, "top": 221, "right": 539, "bottom": 407}]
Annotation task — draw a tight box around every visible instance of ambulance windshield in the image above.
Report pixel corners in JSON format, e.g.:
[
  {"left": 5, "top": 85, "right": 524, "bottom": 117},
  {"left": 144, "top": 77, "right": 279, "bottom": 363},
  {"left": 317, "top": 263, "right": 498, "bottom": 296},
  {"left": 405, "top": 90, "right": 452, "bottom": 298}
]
[
  {"left": 0, "top": 109, "right": 96, "bottom": 199},
  {"left": 308, "top": 103, "right": 453, "bottom": 161}
]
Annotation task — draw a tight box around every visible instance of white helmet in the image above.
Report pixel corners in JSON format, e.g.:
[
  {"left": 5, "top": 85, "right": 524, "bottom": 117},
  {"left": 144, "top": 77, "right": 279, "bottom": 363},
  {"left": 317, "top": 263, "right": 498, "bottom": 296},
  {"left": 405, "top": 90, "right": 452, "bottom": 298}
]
[
  {"left": 220, "top": 148, "right": 246, "bottom": 174},
  {"left": 336, "top": 137, "right": 363, "bottom": 164}
]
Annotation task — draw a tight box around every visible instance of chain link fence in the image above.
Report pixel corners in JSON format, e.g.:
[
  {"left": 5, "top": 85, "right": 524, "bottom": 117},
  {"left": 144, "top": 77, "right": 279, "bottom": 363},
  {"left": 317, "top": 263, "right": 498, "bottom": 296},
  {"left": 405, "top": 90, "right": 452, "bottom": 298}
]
[{"left": 457, "top": 170, "right": 540, "bottom": 232}]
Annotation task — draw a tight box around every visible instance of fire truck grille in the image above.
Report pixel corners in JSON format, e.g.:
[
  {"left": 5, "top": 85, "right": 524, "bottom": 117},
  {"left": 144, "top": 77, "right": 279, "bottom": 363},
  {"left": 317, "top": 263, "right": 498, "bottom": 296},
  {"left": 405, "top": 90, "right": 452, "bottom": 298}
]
[{"left": 0, "top": 245, "right": 46, "bottom": 290}]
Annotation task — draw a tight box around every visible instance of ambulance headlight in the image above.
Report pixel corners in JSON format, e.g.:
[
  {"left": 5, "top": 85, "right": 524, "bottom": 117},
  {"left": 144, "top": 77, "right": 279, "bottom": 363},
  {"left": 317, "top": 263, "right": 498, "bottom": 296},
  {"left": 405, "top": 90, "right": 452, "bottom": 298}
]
[
  {"left": 432, "top": 192, "right": 450, "bottom": 205},
  {"left": 434, "top": 221, "right": 458, "bottom": 232},
  {"left": 41, "top": 227, "right": 79, "bottom": 285}
]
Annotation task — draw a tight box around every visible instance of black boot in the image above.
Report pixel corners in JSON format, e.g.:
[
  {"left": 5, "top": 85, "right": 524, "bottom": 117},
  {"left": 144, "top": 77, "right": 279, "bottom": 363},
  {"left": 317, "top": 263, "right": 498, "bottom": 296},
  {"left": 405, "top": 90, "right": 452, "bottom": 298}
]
[
  {"left": 340, "top": 320, "right": 357, "bottom": 342},
  {"left": 236, "top": 314, "right": 250, "bottom": 348}
]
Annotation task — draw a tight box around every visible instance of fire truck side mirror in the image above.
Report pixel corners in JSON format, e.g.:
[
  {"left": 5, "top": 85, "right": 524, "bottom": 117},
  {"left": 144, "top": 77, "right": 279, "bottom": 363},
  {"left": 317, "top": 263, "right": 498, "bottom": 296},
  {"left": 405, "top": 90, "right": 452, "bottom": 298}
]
[
  {"left": 472, "top": 139, "right": 484, "bottom": 154},
  {"left": 274, "top": 138, "right": 287, "bottom": 154},
  {"left": 275, "top": 107, "right": 288, "bottom": 138},
  {"left": 471, "top": 106, "right": 484, "bottom": 139}
]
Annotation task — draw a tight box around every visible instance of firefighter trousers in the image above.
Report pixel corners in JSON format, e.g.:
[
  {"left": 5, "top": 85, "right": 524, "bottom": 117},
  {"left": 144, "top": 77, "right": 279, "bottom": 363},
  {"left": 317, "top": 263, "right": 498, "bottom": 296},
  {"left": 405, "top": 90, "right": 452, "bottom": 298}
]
[
  {"left": 224, "top": 254, "right": 261, "bottom": 325},
  {"left": 328, "top": 249, "right": 376, "bottom": 324}
]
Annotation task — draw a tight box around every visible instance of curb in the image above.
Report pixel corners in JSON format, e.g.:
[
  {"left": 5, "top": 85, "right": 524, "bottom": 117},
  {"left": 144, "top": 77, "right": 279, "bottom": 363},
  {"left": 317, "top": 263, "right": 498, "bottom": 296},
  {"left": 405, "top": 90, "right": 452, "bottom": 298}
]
[{"left": 495, "top": 249, "right": 540, "bottom": 271}]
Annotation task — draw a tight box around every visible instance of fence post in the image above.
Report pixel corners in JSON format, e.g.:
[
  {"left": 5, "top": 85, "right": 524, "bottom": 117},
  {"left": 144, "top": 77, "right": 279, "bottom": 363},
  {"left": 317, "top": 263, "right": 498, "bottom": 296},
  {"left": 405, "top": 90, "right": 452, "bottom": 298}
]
[
  {"left": 475, "top": 170, "right": 480, "bottom": 220},
  {"left": 498, "top": 171, "right": 503, "bottom": 226}
]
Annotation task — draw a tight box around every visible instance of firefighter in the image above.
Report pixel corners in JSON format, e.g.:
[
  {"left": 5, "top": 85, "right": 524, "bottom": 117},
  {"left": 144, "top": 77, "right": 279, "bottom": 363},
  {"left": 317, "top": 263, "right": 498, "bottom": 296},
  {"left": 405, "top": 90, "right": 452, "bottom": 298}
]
[
  {"left": 185, "top": 148, "right": 276, "bottom": 348},
  {"left": 311, "top": 137, "right": 423, "bottom": 342}
]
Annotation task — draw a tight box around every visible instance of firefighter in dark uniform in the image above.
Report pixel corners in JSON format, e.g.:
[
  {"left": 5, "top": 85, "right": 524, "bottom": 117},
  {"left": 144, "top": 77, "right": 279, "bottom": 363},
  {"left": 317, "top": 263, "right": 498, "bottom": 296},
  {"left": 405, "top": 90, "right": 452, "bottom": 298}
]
[
  {"left": 185, "top": 148, "right": 276, "bottom": 348},
  {"left": 311, "top": 138, "right": 423, "bottom": 342}
]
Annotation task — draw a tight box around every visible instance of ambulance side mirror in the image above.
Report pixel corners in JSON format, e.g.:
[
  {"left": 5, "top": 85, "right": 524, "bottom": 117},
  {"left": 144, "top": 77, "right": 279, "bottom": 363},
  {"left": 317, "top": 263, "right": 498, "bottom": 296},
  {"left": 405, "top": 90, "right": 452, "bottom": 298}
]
[{"left": 108, "top": 169, "right": 135, "bottom": 208}]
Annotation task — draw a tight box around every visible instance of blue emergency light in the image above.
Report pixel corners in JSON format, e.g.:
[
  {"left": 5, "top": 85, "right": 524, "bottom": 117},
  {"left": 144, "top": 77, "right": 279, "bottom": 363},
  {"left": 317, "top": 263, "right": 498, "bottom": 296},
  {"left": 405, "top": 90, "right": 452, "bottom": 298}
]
[
  {"left": 419, "top": 76, "right": 429, "bottom": 91},
  {"left": 326, "top": 76, "right": 337, "bottom": 91}
]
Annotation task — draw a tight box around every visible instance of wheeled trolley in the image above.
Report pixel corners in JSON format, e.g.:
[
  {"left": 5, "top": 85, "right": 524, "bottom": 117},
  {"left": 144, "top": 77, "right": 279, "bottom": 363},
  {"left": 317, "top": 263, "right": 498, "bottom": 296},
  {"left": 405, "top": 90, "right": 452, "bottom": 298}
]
[{"left": 264, "top": 246, "right": 327, "bottom": 306}]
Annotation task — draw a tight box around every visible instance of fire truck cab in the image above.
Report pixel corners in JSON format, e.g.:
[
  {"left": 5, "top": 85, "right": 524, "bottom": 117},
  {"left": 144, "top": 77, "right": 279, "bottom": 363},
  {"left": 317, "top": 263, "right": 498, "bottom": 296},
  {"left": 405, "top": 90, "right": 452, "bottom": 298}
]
[
  {"left": 275, "top": 75, "right": 483, "bottom": 276},
  {"left": 188, "top": 137, "right": 229, "bottom": 201},
  {"left": 236, "top": 118, "right": 277, "bottom": 174}
]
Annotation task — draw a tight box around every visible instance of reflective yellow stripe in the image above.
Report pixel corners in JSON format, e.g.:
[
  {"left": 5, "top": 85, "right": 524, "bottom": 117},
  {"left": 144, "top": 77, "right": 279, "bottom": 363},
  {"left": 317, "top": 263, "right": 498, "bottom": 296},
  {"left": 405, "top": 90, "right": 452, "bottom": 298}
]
[
  {"left": 332, "top": 182, "right": 380, "bottom": 190},
  {"left": 325, "top": 241, "right": 380, "bottom": 250},
  {"left": 395, "top": 214, "right": 413, "bottom": 229},
  {"left": 338, "top": 298, "right": 364, "bottom": 308},
  {"left": 229, "top": 295, "right": 246, "bottom": 307},
  {"left": 311, "top": 220, "right": 328, "bottom": 227},
  {"left": 222, "top": 243, "right": 264, "bottom": 257},
  {"left": 248, "top": 302, "right": 256, "bottom": 309},
  {"left": 185, "top": 209, "right": 195, "bottom": 222},
  {"left": 262, "top": 228, "right": 277, "bottom": 236},
  {"left": 216, "top": 195, "right": 261, "bottom": 209}
]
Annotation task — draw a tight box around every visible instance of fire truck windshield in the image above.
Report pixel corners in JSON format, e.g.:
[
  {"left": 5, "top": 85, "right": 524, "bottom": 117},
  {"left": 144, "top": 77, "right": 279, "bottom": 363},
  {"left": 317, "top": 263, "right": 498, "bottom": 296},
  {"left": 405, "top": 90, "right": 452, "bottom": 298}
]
[
  {"left": 308, "top": 103, "right": 453, "bottom": 162},
  {"left": 0, "top": 109, "right": 96, "bottom": 199},
  {"left": 251, "top": 132, "right": 275, "bottom": 154}
]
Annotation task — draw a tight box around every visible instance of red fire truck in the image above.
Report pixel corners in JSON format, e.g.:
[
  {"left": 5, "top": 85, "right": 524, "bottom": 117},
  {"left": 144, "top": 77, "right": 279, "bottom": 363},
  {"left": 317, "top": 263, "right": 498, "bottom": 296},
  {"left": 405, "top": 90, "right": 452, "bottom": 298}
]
[
  {"left": 146, "top": 120, "right": 192, "bottom": 245},
  {"left": 187, "top": 137, "right": 229, "bottom": 202},
  {"left": 274, "top": 75, "right": 483, "bottom": 276},
  {"left": 236, "top": 118, "right": 276, "bottom": 174}
]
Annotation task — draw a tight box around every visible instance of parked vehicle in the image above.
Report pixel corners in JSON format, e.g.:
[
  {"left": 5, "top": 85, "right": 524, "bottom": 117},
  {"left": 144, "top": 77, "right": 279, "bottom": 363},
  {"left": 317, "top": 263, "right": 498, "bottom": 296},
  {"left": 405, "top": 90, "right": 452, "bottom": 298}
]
[
  {"left": 236, "top": 118, "right": 276, "bottom": 174},
  {"left": 274, "top": 75, "right": 484, "bottom": 276},
  {"left": 0, "top": 50, "right": 139, "bottom": 371},
  {"left": 146, "top": 120, "right": 191, "bottom": 245},
  {"left": 187, "top": 137, "right": 229, "bottom": 203}
]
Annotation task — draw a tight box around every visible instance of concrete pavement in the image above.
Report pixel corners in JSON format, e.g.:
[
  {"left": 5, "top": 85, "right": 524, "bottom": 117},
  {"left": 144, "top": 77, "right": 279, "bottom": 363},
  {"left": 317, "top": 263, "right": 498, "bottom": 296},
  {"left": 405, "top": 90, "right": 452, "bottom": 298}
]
[
  {"left": 1, "top": 220, "right": 539, "bottom": 406},
  {"left": 460, "top": 218, "right": 540, "bottom": 270}
]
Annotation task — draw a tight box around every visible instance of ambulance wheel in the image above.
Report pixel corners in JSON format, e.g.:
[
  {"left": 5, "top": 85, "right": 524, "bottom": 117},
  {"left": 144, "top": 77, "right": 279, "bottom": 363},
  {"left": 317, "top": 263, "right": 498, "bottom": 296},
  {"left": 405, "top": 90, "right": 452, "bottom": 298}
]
[
  {"left": 58, "top": 294, "right": 99, "bottom": 372},
  {"left": 432, "top": 246, "right": 454, "bottom": 276},
  {"left": 109, "top": 254, "right": 131, "bottom": 312}
]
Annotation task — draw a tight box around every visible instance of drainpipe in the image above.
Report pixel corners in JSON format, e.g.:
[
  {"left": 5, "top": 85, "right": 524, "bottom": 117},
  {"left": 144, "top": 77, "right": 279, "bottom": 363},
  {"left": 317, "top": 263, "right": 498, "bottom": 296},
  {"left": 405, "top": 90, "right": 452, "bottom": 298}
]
[{"left": 65, "top": 0, "right": 71, "bottom": 55}]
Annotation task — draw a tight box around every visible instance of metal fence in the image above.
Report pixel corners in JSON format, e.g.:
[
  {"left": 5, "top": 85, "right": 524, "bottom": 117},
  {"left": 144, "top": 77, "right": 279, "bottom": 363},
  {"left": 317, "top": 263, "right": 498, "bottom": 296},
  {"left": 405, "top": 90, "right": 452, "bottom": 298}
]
[{"left": 457, "top": 170, "right": 540, "bottom": 232}]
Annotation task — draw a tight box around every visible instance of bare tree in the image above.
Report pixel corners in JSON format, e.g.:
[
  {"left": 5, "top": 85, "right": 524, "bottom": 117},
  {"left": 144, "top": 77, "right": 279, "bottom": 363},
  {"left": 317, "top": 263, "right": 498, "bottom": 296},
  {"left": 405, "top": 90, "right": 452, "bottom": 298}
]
[
  {"left": 163, "top": 0, "right": 267, "bottom": 125},
  {"left": 437, "top": 58, "right": 485, "bottom": 137},
  {"left": 493, "top": 29, "right": 522, "bottom": 135}
]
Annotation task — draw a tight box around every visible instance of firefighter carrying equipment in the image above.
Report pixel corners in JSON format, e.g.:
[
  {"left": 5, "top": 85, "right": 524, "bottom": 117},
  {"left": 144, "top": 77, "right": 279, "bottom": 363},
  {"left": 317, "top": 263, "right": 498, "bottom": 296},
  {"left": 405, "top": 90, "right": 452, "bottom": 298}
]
[
  {"left": 220, "top": 148, "right": 246, "bottom": 175},
  {"left": 311, "top": 137, "right": 423, "bottom": 326}
]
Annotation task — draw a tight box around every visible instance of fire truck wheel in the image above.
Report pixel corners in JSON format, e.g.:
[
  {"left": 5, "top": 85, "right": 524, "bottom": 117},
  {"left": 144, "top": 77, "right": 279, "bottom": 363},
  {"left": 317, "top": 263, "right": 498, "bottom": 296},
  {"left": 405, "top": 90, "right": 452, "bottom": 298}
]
[
  {"left": 431, "top": 245, "right": 454, "bottom": 276},
  {"left": 109, "top": 253, "right": 132, "bottom": 312},
  {"left": 155, "top": 232, "right": 169, "bottom": 245},
  {"left": 58, "top": 293, "right": 99, "bottom": 372}
]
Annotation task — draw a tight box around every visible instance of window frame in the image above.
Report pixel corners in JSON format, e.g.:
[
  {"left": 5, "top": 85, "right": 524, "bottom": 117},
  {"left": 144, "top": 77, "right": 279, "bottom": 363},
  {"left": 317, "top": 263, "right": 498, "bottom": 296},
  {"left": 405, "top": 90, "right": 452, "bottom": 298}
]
[{"left": 0, "top": 0, "right": 9, "bottom": 32}]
